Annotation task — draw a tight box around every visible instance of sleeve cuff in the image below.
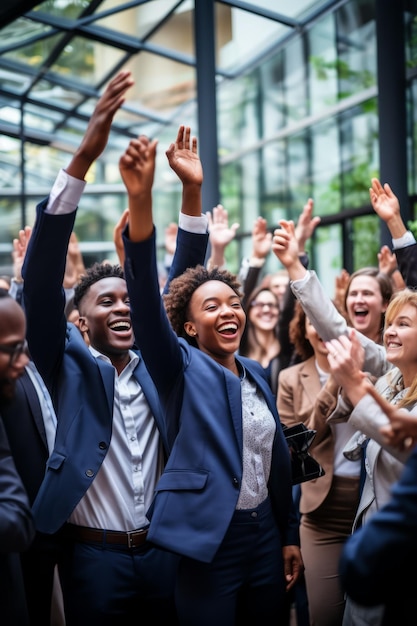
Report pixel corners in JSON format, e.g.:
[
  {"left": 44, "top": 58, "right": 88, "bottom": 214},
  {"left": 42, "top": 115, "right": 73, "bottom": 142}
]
[
  {"left": 178, "top": 212, "right": 208, "bottom": 234},
  {"left": 392, "top": 230, "right": 416, "bottom": 249},
  {"left": 45, "top": 169, "right": 86, "bottom": 215}
]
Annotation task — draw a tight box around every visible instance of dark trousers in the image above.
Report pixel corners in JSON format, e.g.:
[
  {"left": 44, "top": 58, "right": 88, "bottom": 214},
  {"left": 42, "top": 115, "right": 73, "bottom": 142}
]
[
  {"left": 59, "top": 539, "right": 179, "bottom": 626},
  {"left": 20, "top": 531, "right": 65, "bottom": 626},
  {"left": 175, "top": 497, "right": 285, "bottom": 626}
]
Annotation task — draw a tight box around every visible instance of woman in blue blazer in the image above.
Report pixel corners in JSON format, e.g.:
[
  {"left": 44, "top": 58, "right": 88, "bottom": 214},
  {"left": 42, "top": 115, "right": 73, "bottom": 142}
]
[{"left": 120, "top": 135, "right": 302, "bottom": 625}]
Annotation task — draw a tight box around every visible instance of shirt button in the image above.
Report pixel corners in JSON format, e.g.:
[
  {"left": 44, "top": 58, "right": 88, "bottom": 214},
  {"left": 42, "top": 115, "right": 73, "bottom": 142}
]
[
  {"left": 232, "top": 477, "right": 239, "bottom": 486},
  {"left": 251, "top": 512, "right": 258, "bottom": 518},
  {"left": 85, "top": 469, "right": 94, "bottom": 478},
  {"left": 98, "top": 441, "right": 107, "bottom": 450}
]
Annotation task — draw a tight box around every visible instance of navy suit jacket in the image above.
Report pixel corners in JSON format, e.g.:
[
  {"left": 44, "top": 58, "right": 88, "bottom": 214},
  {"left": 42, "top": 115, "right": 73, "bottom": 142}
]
[
  {"left": 1, "top": 369, "right": 48, "bottom": 504},
  {"left": 22, "top": 199, "right": 208, "bottom": 534},
  {"left": 123, "top": 229, "right": 299, "bottom": 563},
  {"left": 395, "top": 242, "right": 417, "bottom": 288},
  {"left": 0, "top": 417, "right": 35, "bottom": 625},
  {"left": 339, "top": 443, "right": 417, "bottom": 624}
]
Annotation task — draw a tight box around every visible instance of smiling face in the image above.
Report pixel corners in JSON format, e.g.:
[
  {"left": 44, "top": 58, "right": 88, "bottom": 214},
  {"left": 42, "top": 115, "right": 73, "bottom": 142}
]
[
  {"left": 78, "top": 276, "right": 133, "bottom": 368},
  {"left": 345, "top": 275, "right": 387, "bottom": 342},
  {"left": 248, "top": 289, "right": 279, "bottom": 332},
  {"left": 384, "top": 302, "right": 417, "bottom": 384},
  {"left": 0, "top": 296, "right": 29, "bottom": 404},
  {"left": 184, "top": 280, "right": 246, "bottom": 367},
  {"left": 269, "top": 271, "right": 289, "bottom": 306}
]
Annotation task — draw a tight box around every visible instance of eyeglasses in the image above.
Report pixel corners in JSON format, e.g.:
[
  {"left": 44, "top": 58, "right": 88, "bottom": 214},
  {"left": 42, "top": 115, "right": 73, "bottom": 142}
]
[
  {"left": 250, "top": 301, "right": 279, "bottom": 311},
  {"left": 0, "top": 339, "right": 28, "bottom": 366}
]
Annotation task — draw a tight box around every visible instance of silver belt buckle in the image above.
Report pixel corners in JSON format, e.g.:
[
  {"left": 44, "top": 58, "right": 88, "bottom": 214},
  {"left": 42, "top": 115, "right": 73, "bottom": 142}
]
[{"left": 127, "top": 529, "right": 138, "bottom": 548}]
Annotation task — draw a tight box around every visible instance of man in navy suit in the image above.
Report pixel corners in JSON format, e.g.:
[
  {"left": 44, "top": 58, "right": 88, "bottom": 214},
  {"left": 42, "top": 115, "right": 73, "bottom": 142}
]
[
  {"left": 1, "top": 364, "right": 64, "bottom": 625},
  {"left": 0, "top": 290, "right": 35, "bottom": 625},
  {"left": 22, "top": 71, "right": 208, "bottom": 626}
]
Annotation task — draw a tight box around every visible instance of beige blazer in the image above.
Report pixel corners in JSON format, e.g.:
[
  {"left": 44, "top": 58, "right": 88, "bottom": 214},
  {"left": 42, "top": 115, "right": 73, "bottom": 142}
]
[{"left": 277, "top": 356, "right": 340, "bottom": 514}]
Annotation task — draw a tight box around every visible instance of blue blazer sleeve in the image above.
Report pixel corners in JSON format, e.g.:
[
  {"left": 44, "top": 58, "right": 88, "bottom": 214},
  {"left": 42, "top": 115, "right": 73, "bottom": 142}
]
[
  {"left": 339, "top": 443, "right": 417, "bottom": 606},
  {"left": 0, "top": 419, "right": 35, "bottom": 552},
  {"left": 395, "top": 243, "right": 417, "bottom": 288}
]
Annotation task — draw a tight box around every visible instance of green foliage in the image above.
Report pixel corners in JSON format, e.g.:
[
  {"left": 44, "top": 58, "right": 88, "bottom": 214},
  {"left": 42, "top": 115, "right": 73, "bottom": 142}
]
[
  {"left": 310, "top": 56, "right": 375, "bottom": 95},
  {"left": 352, "top": 215, "right": 380, "bottom": 269},
  {"left": 407, "top": 219, "right": 417, "bottom": 240}
]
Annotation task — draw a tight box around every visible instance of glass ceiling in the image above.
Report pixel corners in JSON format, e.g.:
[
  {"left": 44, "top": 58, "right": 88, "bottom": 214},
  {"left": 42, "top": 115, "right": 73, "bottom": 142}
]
[{"left": 0, "top": 0, "right": 340, "bottom": 165}]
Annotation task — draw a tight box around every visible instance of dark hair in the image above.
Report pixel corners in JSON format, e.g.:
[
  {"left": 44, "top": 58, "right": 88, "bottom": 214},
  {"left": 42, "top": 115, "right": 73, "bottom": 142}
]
[
  {"left": 73, "top": 262, "right": 124, "bottom": 309},
  {"left": 164, "top": 264, "right": 242, "bottom": 346},
  {"left": 289, "top": 300, "right": 314, "bottom": 361}
]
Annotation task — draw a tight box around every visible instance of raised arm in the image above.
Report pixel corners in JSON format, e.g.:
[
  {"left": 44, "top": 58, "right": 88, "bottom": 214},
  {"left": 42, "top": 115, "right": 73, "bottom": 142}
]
[
  {"left": 272, "top": 219, "right": 388, "bottom": 376},
  {"left": 22, "top": 71, "right": 133, "bottom": 380},
  {"left": 370, "top": 178, "right": 417, "bottom": 288},
  {"left": 369, "top": 178, "right": 406, "bottom": 239},
  {"left": 240, "top": 217, "right": 272, "bottom": 303},
  {"left": 119, "top": 136, "right": 157, "bottom": 242},
  {"left": 206, "top": 204, "right": 239, "bottom": 270},
  {"left": 165, "top": 125, "right": 203, "bottom": 218},
  {"left": 66, "top": 71, "right": 134, "bottom": 181}
]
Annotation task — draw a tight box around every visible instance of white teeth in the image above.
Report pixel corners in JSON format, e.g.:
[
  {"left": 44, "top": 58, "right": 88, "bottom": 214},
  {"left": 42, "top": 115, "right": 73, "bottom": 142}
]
[
  {"left": 218, "top": 323, "right": 237, "bottom": 333},
  {"left": 110, "top": 321, "right": 131, "bottom": 331}
]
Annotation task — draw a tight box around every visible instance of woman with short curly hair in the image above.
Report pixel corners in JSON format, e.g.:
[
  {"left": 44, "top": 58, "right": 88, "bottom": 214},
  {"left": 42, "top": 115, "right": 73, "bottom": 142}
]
[{"left": 120, "top": 133, "right": 303, "bottom": 626}]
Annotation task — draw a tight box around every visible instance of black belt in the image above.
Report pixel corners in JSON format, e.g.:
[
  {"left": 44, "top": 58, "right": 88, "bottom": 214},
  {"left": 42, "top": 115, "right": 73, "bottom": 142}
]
[{"left": 66, "top": 524, "right": 149, "bottom": 549}]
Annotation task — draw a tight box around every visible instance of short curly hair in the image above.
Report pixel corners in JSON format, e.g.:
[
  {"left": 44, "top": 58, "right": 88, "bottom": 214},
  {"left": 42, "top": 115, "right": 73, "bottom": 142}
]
[
  {"left": 73, "top": 262, "right": 125, "bottom": 310},
  {"left": 163, "top": 264, "right": 243, "bottom": 346}
]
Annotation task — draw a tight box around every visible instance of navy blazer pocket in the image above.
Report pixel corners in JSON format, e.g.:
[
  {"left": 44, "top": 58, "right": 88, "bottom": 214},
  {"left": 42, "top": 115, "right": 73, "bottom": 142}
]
[
  {"left": 155, "top": 470, "right": 209, "bottom": 492},
  {"left": 146, "top": 470, "right": 209, "bottom": 522},
  {"left": 46, "top": 451, "right": 66, "bottom": 471}
]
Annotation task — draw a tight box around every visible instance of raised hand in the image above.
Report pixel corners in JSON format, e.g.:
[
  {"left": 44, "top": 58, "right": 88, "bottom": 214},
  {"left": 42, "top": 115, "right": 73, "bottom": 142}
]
[
  {"left": 207, "top": 204, "right": 239, "bottom": 250},
  {"left": 325, "top": 331, "right": 367, "bottom": 405},
  {"left": 68, "top": 71, "right": 134, "bottom": 180},
  {"left": 165, "top": 125, "right": 203, "bottom": 187},
  {"left": 119, "top": 135, "right": 158, "bottom": 241},
  {"left": 119, "top": 135, "right": 158, "bottom": 199},
  {"left": 333, "top": 268, "right": 350, "bottom": 318},
  {"left": 206, "top": 204, "right": 239, "bottom": 270},
  {"left": 12, "top": 225, "right": 32, "bottom": 282},
  {"left": 369, "top": 177, "right": 409, "bottom": 240},
  {"left": 377, "top": 245, "right": 397, "bottom": 276},
  {"left": 251, "top": 217, "right": 272, "bottom": 261},
  {"left": 272, "top": 220, "right": 300, "bottom": 271},
  {"left": 64, "top": 232, "right": 86, "bottom": 289},
  {"left": 294, "top": 198, "right": 321, "bottom": 252},
  {"left": 369, "top": 178, "right": 400, "bottom": 223},
  {"left": 113, "top": 208, "right": 130, "bottom": 266}
]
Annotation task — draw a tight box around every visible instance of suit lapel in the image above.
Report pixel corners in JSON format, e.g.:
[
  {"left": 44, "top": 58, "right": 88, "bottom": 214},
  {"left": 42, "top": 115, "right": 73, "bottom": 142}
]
[
  {"left": 19, "top": 372, "right": 48, "bottom": 449},
  {"left": 299, "top": 358, "right": 323, "bottom": 405}
]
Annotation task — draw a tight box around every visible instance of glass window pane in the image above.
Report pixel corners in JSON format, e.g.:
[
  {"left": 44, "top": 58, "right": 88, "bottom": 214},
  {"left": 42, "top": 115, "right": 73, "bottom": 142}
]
[
  {"left": 336, "top": 0, "right": 377, "bottom": 99},
  {"left": 352, "top": 214, "right": 380, "bottom": 270},
  {"left": 313, "top": 223, "right": 343, "bottom": 296},
  {"left": 311, "top": 118, "right": 341, "bottom": 215},
  {"left": 309, "top": 14, "right": 338, "bottom": 114}
]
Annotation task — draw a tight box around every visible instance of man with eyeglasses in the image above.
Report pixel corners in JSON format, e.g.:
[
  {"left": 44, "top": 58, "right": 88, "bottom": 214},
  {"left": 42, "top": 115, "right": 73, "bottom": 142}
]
[
  {"left": 0, "top": 289, "right": 35, "bottom": 625},
  {"left": 0, "top": 275, "right": 64, "bottom": 625}
]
